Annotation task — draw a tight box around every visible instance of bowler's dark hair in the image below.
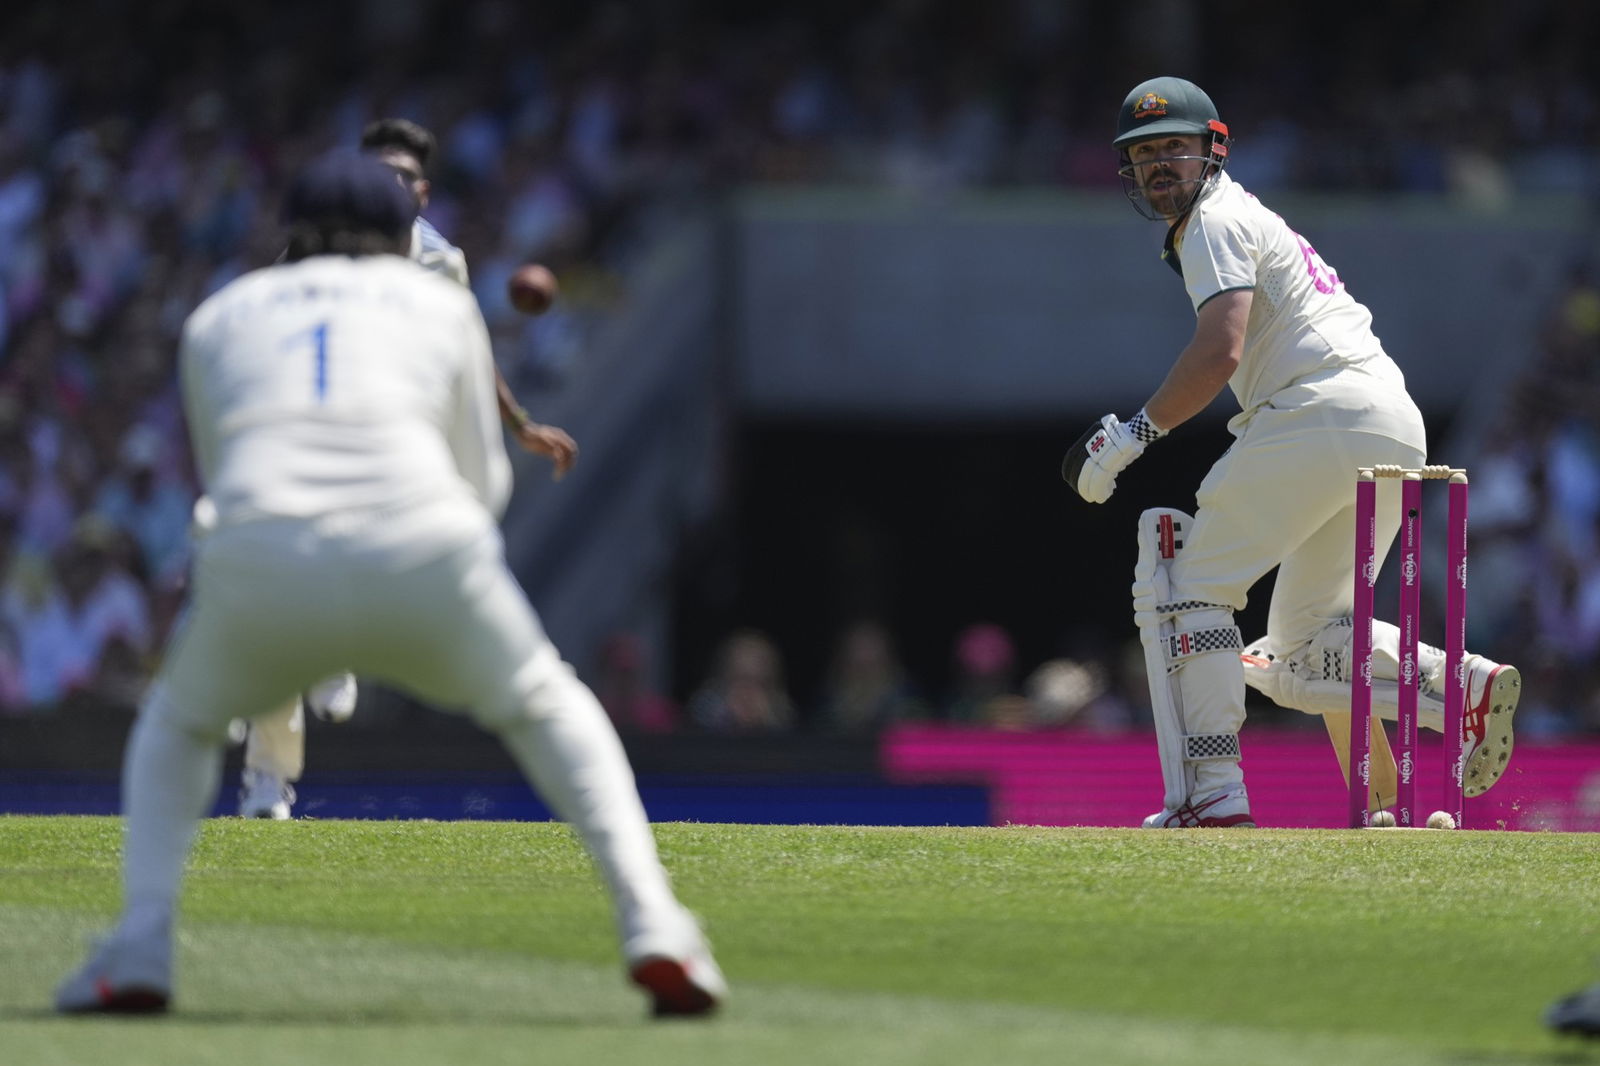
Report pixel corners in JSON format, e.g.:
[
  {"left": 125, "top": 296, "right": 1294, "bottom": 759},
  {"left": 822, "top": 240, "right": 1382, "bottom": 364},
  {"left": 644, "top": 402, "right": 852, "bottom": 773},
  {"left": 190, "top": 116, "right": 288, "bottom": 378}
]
[
  {"left": 360, "top": 118, "right": 435, "bottom": 171},
  {"left": 279, "top": 152, "right": 415, "bottom": 262},
  {"left": 283, "top": 224, "right": 409, "bottom": 262}
]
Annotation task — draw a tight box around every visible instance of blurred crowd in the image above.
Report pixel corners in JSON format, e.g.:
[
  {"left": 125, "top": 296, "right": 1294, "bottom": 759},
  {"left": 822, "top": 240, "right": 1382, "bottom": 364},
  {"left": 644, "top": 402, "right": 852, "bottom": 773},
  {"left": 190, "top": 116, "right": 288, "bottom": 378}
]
[
  {"left": 598, "top": 618, "right": 1151, "bottom": 738},
  {"left": 647, "top": 257, "right": 1600, "bottom": 740},
  {"left": 1469, "top": 265, "right": 1600, "bottom": 738},
  {"left": 0, "top": 1, "right": 1596, "bottom": 732}
]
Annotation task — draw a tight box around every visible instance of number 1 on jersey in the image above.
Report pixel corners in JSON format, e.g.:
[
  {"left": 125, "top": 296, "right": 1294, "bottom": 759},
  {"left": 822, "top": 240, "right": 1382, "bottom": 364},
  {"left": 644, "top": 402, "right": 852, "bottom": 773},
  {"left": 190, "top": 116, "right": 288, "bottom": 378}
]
[{"left": 294, "top": 321, "right": 330, "bottom": 402}]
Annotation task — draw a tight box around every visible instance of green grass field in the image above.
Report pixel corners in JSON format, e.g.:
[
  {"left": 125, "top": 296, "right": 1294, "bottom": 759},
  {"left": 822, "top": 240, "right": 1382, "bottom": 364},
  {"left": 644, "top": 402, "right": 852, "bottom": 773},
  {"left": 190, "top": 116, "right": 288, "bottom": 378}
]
[{"left": 2, "top": 816, "right": 1598, "bottom": 1065}]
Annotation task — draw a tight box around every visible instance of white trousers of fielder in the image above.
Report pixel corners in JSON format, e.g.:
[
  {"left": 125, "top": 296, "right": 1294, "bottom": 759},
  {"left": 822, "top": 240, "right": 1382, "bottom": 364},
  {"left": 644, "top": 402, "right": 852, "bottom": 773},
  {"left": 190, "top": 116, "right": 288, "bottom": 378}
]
[{"left": 121, "top": 517, "right": 687, "bottom": 961}]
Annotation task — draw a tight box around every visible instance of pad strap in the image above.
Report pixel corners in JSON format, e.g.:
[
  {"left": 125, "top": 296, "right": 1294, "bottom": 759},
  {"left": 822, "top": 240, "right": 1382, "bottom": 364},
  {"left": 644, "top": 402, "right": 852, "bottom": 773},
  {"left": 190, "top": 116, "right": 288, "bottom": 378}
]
[
  {"left": 1164, "top": 625, "right": 1243, "bottom": 670},
  {"left": 1147, "top": 598, "right": 1226, "bottom": 623},
  {"left": 1184, "top": 732, "right": 1242, "bottom": 762}
]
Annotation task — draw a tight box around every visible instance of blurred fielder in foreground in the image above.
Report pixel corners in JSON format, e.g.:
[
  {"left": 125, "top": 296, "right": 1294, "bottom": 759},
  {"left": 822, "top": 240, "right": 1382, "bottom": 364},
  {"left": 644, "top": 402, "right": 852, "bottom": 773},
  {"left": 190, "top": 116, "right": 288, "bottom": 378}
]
[
  {"left": 1061, "top": 77, "right": 1520, "bottom": 828},
  {"left": 236, "top": 118, "right": 577, "bottom": 819},
  {"left": 55, "top": 153, "right": 724, "bottom": 1017}
]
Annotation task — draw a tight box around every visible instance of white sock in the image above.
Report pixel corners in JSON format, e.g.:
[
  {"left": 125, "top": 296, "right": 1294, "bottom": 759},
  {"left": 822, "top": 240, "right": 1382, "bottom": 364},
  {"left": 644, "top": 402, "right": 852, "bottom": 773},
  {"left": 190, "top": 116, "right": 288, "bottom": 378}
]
[
  {"left": 495, "top": 681, "right": 680, "bottom": 944},
  {"left": 120, "top": 712, "right": 224, "bottom": 925}
]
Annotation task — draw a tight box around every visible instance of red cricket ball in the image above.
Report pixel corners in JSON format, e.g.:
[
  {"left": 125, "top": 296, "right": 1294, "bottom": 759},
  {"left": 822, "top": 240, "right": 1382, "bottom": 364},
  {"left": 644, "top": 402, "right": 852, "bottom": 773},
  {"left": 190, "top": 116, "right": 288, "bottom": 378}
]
[{"left": 508, "top": 263, "right": 558, "bottom": 315}]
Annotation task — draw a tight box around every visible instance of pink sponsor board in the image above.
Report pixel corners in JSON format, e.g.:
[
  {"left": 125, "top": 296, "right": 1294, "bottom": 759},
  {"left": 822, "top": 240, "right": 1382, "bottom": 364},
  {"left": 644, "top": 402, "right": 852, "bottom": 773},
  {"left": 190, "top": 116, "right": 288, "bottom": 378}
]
[{"left": 881, "top": 724, "right": 1600, "bottom": 831}]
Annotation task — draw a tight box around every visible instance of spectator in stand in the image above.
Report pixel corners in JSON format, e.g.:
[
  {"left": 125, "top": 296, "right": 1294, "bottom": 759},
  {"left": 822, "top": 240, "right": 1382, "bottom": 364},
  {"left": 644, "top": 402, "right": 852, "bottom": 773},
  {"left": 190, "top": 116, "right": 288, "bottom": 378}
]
[
  {"left": 943, "top": 622, "right": 1029, "bottom": 726},
  {"left": 0, "top": 617, "right": 23, "bottom": 712},
  {"left": 1024, "top": 658, "right": 1117, "bottom": 731},
  {"left": 92, "top": 426, "right": 192, "bottom": 589},
  {"left": 686, "top": 629, "right": 795, "bottom": 733},
  {"left": 58, "top": 516, "right": 152, "bottom": 692},
  {"left": 0, "top": 551, "right": 78, "bottom": 707},
  {"left": 594, "top": 631, "right": 680, "bottom": 734},
  {"left": 815, "top": 618, "right": 926, "bottom": 734},
  {"left": 14, "top": 413, "right": 78, "bottom": 560}
]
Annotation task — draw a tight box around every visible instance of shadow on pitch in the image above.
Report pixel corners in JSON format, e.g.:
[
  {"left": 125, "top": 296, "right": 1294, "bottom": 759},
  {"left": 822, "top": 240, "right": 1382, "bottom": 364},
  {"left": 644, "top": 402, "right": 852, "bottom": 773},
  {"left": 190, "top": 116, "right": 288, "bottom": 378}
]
[
  {"left": 0, "top": 1003, "right": 660, "bottom": 1028},
  {"left": 1447, "top": 1047, "right": 1600, "bottom": 1065}
]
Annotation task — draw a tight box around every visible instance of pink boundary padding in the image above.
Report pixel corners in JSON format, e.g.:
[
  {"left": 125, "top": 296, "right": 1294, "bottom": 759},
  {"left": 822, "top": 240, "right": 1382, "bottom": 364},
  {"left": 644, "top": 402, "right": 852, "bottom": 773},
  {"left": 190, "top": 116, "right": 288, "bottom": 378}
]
[
  {"left": 882, "top": 725, "right": 1600, "bottom": 831},
  {"left": 1350, "top": 473, "right": 1378, "bottom": 827}
]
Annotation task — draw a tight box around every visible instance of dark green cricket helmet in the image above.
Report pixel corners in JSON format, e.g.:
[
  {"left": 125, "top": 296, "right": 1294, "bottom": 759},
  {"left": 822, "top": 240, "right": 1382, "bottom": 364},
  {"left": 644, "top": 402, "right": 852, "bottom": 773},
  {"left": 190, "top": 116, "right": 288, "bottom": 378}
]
[
  {"left": 1112, "top": 76, "right": 1232, "bottom": 221},
  {"left": 1113, "top": 77, "right": 1224, "bottom": 149}
]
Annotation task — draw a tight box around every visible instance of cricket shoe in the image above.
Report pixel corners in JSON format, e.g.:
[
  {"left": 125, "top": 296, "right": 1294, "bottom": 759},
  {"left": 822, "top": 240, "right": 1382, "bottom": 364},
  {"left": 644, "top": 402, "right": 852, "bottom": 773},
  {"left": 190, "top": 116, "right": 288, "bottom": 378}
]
[
  {"left": 306, "top": 672, "right": 358, "bottom": 723},
  {"left": 55, "top": 923, "right": 172, "bottom": 1014},
  {"left": 1460, "top": 655, "right": 1520, "bottom": 798},
  {"left": 1142, "top": 786, "right": 1255, "bottom": 829},
  {"left": 624, "top": 909, "right": 727, "bottom": 1017},
  {"left": 238, "top": 768, "right": 295, "bottom": 820},
  {"left": 1546, "top": 983, "right": 1600, "bottom": 1037}
]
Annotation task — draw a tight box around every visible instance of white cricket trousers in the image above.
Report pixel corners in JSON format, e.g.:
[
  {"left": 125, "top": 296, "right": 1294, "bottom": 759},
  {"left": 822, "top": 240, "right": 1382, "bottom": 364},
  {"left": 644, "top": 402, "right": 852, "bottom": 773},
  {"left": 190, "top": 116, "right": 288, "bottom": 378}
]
[
  {"left": 1143, "top": 396, "right": 1424, "bottom": 804},
  {"left": 1170, "top": 401, "right": 1426, "bottom": 656},
  {"left": 123, "top": 518, "right": 681, "bottom": 943}
]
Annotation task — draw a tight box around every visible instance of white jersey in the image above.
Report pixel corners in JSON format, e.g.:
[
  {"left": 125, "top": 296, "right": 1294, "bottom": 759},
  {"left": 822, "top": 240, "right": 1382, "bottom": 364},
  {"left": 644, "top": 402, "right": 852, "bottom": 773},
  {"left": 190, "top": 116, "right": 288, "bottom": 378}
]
[
  {"left": 180, "top": 254, "right": 511, "bottom": 561},
  {"left": 1173, "top": 172, "right": 1420, "bottom": 444}
]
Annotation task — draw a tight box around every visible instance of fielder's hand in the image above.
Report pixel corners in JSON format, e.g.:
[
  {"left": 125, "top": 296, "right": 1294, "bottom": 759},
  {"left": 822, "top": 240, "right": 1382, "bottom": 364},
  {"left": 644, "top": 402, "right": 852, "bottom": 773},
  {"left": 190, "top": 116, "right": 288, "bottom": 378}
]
[
  {"left": 1061, "top": 413, "right": 1147, "bottom": 503},
  {"left": 513, "top": 421, "right": 579, "bottom": 480}
]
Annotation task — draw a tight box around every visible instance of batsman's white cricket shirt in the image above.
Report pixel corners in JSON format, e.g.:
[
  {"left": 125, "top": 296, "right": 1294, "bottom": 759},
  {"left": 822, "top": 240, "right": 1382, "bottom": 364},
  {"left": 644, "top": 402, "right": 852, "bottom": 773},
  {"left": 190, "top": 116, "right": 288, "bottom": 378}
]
[
  {"left": 179, "top": 253, "right": 511, "bottom": 563},
  {"left": 1173, "top": 172, "right": 1422, "bottom": 446}
]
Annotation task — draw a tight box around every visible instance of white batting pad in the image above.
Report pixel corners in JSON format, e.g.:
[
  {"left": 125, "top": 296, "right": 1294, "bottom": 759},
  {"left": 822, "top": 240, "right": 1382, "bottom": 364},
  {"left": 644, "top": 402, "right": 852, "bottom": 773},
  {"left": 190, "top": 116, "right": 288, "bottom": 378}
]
[
  {"left": 243, "top": 700, "right": 305, "bottom": 780},
  {"left": 1134, "top": 508, "right": 1248, "bottom": 811}
]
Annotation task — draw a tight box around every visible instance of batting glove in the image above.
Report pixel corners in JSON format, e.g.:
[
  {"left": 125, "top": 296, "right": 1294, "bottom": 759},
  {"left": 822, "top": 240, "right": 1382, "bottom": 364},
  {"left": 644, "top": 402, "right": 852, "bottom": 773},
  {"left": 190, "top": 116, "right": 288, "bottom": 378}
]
[{"left": 1061, "top": 410, "right": 1165, "bottom": 504}]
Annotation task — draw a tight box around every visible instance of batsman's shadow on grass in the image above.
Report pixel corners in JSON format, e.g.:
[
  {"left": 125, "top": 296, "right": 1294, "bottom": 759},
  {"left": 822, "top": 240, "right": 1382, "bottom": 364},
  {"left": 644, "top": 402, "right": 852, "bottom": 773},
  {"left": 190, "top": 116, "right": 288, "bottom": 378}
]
[
  {"left": 2, "top": 1005, "right": 652, "bottom": 1028},
  {"left": 1447, "top": 1050, "right": 1600, "bottom": 1065}
]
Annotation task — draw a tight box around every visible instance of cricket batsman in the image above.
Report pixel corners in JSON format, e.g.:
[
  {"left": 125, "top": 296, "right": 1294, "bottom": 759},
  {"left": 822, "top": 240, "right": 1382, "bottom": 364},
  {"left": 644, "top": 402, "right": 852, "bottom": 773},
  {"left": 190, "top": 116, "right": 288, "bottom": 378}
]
[{"left": 1060, "top": 77, "right": 1521, "bottom": 827}]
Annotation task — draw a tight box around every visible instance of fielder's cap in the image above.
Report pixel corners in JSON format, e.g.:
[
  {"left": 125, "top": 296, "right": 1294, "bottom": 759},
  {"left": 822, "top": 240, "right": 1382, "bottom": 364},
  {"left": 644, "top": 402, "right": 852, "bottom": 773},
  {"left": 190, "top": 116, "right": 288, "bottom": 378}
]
[
  {"left": 282, "top": 151, "right": 415, "bottom": 240},
  {"left": 1113, "top": 76, "right": 1222, "bottom": 149}
]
